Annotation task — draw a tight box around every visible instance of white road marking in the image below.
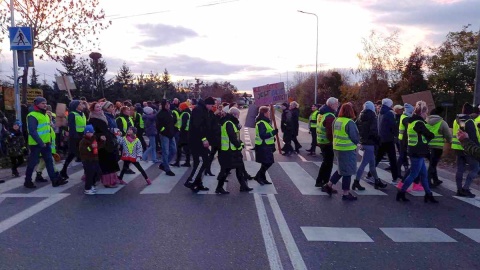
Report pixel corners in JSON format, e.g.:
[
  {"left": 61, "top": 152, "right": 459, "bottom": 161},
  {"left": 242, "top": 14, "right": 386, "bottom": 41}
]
[
  {"left": 0, "top": 194, "right": 70, "bottom": 234},
  {"left": 268, "top": 194, "right": 307, "bottom": 270},
  {"left": 254, "top": 194, "right": 284, "bottom": 270},
  {"left": 455, "top": 228, "right": 480, "bottom": 242},
  {"left": 140, "top": 166, "right": 188, "bottom": 194},
  {"left": 0, "top": 193, "right": 56, "bottom": 198},
  {"left": 301, "top": 227, "right": 374, "bottom": 242},
  {"left": 197, "top": 160, "right": 225, "bottom": 194},
  {"left": 278, "top": 162, "right": 326, "bottom": 195},
  {"left": 0, "top": 197, "right": 6, "bottom": 204},
  {"left": 453, "top": 196, "right": 480, "bottom": 209},
  {"left": 297, "top": 154, "right": 307, "bottom": 162},
  {"left": 31, "top": 169, "right": 84, "bottom": 196},
  {"left": 96, "top": 161, "right": 154, "bottom": 195},
  {"left": 0, "top": 176, "right": 25, "bottom": 194},
  {"left": 380, "top": 227, "right": 457, "bottom": 242},
  {"left": 244, "top": 161, "right": 277, "bottom": 194}
]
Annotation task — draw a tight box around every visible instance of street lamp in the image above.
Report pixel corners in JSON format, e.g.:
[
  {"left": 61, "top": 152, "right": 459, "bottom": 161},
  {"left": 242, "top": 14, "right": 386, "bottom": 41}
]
[{"left": 298, "top": 10, "right": 318, "bottom": 104}]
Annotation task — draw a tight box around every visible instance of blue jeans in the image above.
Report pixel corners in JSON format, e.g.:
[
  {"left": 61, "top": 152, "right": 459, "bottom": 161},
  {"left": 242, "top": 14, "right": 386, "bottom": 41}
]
[
  {"left": 25, "top": 144, "right": 57, "bottom": 182},
  {"left": 356, "top": 145, "right": 378, "bottom": 180},
  {"left": 142, "top": 136, "right": 157, "bottom": 162},
  {"left": 401, "top": 157, "right": 431, "bottom": 193},
  {"left": 160, "top": 135, "right": 177, "bottom": 172}
]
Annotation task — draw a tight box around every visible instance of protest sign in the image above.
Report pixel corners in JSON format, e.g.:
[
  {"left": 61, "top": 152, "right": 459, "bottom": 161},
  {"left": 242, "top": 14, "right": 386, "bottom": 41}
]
[{"left": 253, "top": 82, "right": 286, "bottom": 106}]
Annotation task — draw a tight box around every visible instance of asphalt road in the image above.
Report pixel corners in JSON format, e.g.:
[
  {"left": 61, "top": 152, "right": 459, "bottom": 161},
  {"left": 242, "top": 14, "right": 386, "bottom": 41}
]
[{"left": 0, "top": 108, "right": 479, "bottom": 270}]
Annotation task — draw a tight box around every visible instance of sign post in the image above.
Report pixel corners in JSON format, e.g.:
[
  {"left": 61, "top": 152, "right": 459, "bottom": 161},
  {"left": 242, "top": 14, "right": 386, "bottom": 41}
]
[{"left": 253, "top": 82, "right": 287, "bottom": 152}]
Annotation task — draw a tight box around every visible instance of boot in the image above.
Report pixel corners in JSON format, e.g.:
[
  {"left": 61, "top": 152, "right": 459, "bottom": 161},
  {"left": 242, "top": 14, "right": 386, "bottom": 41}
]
[
  {"left": 239, "top": 179, "right": 253, "bottom": 192},
  {"left": 184, "top": 177, "right": 193, "bottom": 188},
  {"left": 396, "top": 191, "right": 410, "bottom": 202},
  {"left": 23, "top": 181, "right": 36, "bottom": 189},
  {"left": 254, "top": 174, "right": 265, "bottom": 186},
  {"left": 424, "top": 192, "right": 439, "bottom": 203},
  {"left": 59, "top": 168, "right": 69, "bottom": 180},
  {"left": 374, "top": 179, "right": 387, "bottom": 189},
  {"left": 215, "top": 188, "right": 230, "bottom": 194},
  {"left": 35, "top": 172, "right": 48, "bottom": 182},
  {"left": 351, "top": 180, "right": 365, "bottom": 191}
]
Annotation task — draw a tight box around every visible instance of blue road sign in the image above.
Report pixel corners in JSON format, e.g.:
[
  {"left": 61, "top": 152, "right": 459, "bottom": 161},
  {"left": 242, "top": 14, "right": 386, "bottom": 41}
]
[{"left": 9, "top": 27, "right": 33, "bottom": 50}]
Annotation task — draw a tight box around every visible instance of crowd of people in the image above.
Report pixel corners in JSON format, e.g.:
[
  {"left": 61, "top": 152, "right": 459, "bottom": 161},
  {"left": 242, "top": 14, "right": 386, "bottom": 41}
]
[{"left": 1, "top": 94, "right": 480, "bottom": 202}]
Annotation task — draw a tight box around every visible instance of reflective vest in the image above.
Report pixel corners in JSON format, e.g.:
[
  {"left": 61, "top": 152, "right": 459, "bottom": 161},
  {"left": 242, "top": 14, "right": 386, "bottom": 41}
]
[
  {"left": 27, "top": 111, "right": 52, "bottom": 146},
  {"left": 309, "top": 110, "right": 319, "bottom": 129},
  {"left": 125, "top": 137, "right": 139, "bottom": 154},
  {"left": 71, "top": 111, "right": 86, "bottom": 132},
  {"left": 255, "top": 120, "right": 275, "bottom": 146},
  {"left": 407, "top": 120, "right": 427, "bottom": 147},
  {"left": 451, "top": 119, "right": 478, "bottom": 150},
  {"left": 50, "top": 127, "right": 57, "bottom": 154},
  {"left": 172, "top": 110, "right": 181, "bottom": 129},
  {"left": 117, "top": 116, "right": 134, "bottom": 134},
  {"left": 398, "top": 114, "right": 408, "bottom": 140},
  {"left": 333, "top": 117, "right": 357, "bottom": 151},
  {"left": 136, "top": 113, "right": 144, "bottom": 129},
  {"left": 221, "top": 120, "right": 241, "bottom": 151},
  {"left": 427, "top": 121, "right": 444, "bottom": 147},
  {"left": 317, "top": 112, "right": 335, "bottom": 144},
  {"left": 180, "top": 112, "right": 190, "bottom": 131}
]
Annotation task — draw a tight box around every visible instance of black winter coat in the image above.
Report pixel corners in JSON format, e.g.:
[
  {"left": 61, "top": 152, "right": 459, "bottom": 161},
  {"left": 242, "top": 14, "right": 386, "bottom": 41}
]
[
  {"left": 356, "top": 109, "right": 379, "bottom": 146},
  {"left": 281, "top": 109, "right": 293, "bottom": 139},
  {"left": 189, "top": 101, "right": 211, "bottom": 155},
  {"left": 156, "top": 109, "right": 175, "bottom": 138},
  {"left": 407, "top": 115, "right": 435, "bottom": 158},
  {"left": 6, "top": 129, "right": 25, "bottom": 157},
  {"left": 254, "top": 115, "right": 276, "bottom": 164},
  {"left": 290, "top": 108, "right": 300, "bottom": 136},
  {"left": 378, "top": 105, "right": 397, "bottom": 143},
  {"left": 207, "top": 111, "right": 221, "bottom": 148},
  {"left": 179, "top": 109, "right": 191, "bottom": 146},
  {"left": 218, "top": 114, "right": 244, "bottom": 169},
  {"left": 88, "top": 117, "right": 120, "bottom": 173}
]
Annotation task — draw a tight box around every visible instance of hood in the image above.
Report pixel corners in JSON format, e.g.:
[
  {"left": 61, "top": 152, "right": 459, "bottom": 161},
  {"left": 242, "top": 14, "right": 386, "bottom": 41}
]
[
  {"left": 404, "top": 103, "right": 414, "bottom": 117},
  {"left": 426, "top": 115, "right": 443, "bottom": 125},
  {"left": 380, "top": 105, "right": 392, "bottom": 115},
  {"left": 363, "top": 101, "right": 375, "bottom": 112},
  {"left": 319, "top": 104, "right": 335, "bottom": 115}
]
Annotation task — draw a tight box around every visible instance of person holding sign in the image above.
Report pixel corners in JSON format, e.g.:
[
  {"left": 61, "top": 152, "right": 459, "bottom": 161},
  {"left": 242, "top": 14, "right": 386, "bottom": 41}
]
[{"left": 253, "top": 106, "right": 277, "bottom": 185}]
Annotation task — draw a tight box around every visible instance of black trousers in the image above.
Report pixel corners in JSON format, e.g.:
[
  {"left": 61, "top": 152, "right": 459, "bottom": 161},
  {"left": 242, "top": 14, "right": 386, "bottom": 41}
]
[
  {"left": 217, "top": 166, "right": 248, "bottom": 190},
  {"left": 428, "top": 148, "right": 443, "bottom": 183},
  {"left": 190, "top": 148, "right": 210, "bottom": 183},
  {"left": 309, "top": 128, "right": 317, "bottom": 151},
  {"left": 375, "top": 141, "right": 399, "bottom": 180},
  {"left": 176, "top": 144, "right": 191, "bottom": 164},
  {"left": 83, "top": 160, "right": 102, "bottom": 190},
  {"left": 10, "top": 156, "right": 24, "bottom": 173},
  {"left": 137, "top": 129, "right": 147, "bottom": 151},
  {"left": 282, "top": 134, "right": 294, "bottom": 153},
  {"left": 62, "top": 136, "right": 81, "bottom": 171},
  {"left": 316, "top": 144, "right": 334, "bottom": 185},
  {"left": 119, "top": 161, "right": 148, "bottom": 180},
  {"left": 292, "top": 135, "right": 301, "bottom": 150},
  {"left": 255, "top": 163, "right": 272, "bottom": 181}
]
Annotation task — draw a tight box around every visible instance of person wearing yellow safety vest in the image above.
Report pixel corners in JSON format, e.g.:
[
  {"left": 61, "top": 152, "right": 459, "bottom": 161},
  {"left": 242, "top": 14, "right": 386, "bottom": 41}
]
[
  {"left": 59, "top": 99, "right": 86, "bottom": 180},
  {"left": 24, "top": 97, "right": 67, "bottom": 189},
  {"left": 426, "top": 107, "right": 452, "bottom": 188},
  {"left": 395, "top": 103, "right": 414, "bottom": 182},
  {"left": 397, "top": 101, "right": 437, "bottom": 203},
  {"left": 315, "top": 97, "right": 338, "bottom": 189},
  {"left": 306, "top": 104, "right": 320, "bottom": 156},
  {"left": 253, "top": 106, "right": 277, "bottom": 186},
  {"left": 118, "top": 126, "right": 152, "bottom": 185},
  {"left": 215, "top": 107, "right": 253, "bottom": 194},
  {"left": 451, "top": 103, "right": 479, "bottom": 198},
  {"left": 115, "top": 106, "right": 134, "bottom": 136},
  {"left": 170, "top": 104, "right": 182, "bottom": 167},
  {"left": 173, "top": 102, "right": 192, "bottom": 167},
  {"left": 133, "top": 105, "right": 147, "bottom": 151},
  {"left": 323, "top": 103, "right": 360, "bottom": 201}
]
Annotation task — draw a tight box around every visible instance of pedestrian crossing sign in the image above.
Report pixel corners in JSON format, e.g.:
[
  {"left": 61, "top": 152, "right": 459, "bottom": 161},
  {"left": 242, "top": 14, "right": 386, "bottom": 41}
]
[{"left": 9, "top": 27, "right": 33, "bottom": 50}]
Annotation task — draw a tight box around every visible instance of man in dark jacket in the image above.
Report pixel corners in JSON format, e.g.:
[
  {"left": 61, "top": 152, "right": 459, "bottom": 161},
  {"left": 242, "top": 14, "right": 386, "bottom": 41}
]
[
  {"left": 290, "top": 101, "right": 302, "bottom": 153},
  {"left": 156, "top": 99, "right": 177, "bottom": 176},
  {"left": 184, "top": 97, "right": 216, "bottom": 191},
  {"left": 373, "top": 98, "right": 400, "bottom": 183},
  {"left": 280, "top": 102, "right": 294, "bottom": 155}
]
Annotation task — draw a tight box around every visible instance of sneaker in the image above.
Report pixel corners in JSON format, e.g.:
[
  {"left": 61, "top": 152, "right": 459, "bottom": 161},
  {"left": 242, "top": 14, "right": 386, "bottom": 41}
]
[
  {"left": 166, "top": 171, "right": 175, "bottom": 176},
  {"left": 412, "top": 183, "right": 424, "bottom": 191},
  {"left": 84, "top": 189, "right": 96, "bottom": 195},
  {"left": 91, "top": 186, "right": 97, "bottom": 192},
  {"left": 342, "top": 193, "right": 358, "bottom": 201}
]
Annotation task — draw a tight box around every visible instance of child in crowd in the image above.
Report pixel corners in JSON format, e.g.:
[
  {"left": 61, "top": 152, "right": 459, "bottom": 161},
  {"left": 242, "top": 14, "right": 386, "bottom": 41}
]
[
  {"left": 118, "top": 126, "right": 152, "bottom": 185},
  {"left": 79, "top": 125, "right": 103, "bottom": 195},
  {"left": 7, "top": 120, "right": 26, "bottom": 177}
]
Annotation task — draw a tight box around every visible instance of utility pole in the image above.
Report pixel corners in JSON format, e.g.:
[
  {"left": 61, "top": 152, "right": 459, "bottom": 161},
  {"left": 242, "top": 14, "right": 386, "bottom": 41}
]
[
  {"left": 10, "top": 0, "right": 21, "bottom": 122},
  {"left": 474, "top": 28, "right": 480, "bottom": 106}
]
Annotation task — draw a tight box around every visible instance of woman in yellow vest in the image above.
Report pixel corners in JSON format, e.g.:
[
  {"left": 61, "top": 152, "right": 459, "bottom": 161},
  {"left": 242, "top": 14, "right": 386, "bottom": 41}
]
[
  {"left": 397, "top": 101, "right": 437, "bottom": 203},
  {"left": 253, "top": 106, "right": 278, "bottom": 185},
  {"left": 60, "top": 100, "right": 86, "bottom": 180},
  {"left": 323, "top": 103, "right": 360, "bottom": 201},
  {"left": 426, "top": 107, "right": 452, "bottom": 187}
]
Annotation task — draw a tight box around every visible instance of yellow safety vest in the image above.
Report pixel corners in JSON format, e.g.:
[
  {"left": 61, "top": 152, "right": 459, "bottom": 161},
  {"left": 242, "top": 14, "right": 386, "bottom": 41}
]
[
  {"left": 117, "top": 116, "right": 134, "bottom": 134},
  {"left": 125, "top": 137, "right": 139, "bottom": 154},
  {"left": 27, "top": 111, "right": 52, "bottom": 146},
  {"left": 71, "top": 111, "right": 86, "bottom": 132},
  {"left": 180, "top": 112, "right": 190, "bottom": 131},
  {"left": 398, "top": 114, "right": 408, "bottom": 140},
  {"left": 136, "top": 113, "right": 144, "bottom": 129},
  {"left": 452, "top": 119, "right": 479, "bottom": 150},
  {"left": 427, "top": 121, "right": 444, "bottom": 148},
  {"left": 333, "top": 117, "right": 357, "bottom": 151},
  {"left": 221, "top": 120, "right": 241, "bottom": 151},
  {"left": 172, "top": 110, "right": 181, "bottom": 129},
  {"left": 317, "top": 112, "right": 335, "bottom": 144},
  {"left": 309, "top": 111, "right": 319, "bottom": 129},
  {"left": 255, "top": 120, "right": 275, "bottom": 146},
  {"left": 407, "top": 120, "right": 427, "bottom": 147}
]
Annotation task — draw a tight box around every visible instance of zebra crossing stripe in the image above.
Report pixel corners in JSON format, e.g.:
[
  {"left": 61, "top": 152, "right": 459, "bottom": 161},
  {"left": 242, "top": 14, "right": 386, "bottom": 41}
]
[
  {"left": 140, "top": 166, "right": 188, "bottom": 194},
  {"left": 30, "top": 169, "right": 85, "bottom": 196},
  {"left": 197, "top": 160, "right": 224, "bottom": 194},
  {"left": 301, "top": 227, "right": 374, "bottom": 242},
  {"left": 278, "top": 162, "right": 327, "bottom": 195},
  {"left": 244, "top": 161, "right": 277, "bottom": 194},
  {"left": 96, "top": 161, "right": 155, "bottom": 195}
]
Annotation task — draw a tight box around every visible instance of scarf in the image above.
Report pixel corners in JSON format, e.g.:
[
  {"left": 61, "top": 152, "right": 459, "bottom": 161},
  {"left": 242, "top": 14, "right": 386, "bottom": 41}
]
[{"left": 89, "top": 110, "right": 108, "bottom": 124}]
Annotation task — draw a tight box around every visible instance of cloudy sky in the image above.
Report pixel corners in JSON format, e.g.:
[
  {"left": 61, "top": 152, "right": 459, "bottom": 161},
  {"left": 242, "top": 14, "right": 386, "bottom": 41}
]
[{"left": 0, "top": 0, "right": 479, "bottom": 91}]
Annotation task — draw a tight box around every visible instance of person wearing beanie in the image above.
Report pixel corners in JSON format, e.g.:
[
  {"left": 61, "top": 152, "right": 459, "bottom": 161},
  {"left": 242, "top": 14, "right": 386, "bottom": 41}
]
[
  {"left": 79, "top": 124, "right": 104, "bottom": 195},
  {"left": 280, "top": 102, "right": 294, "bottom": 156},
  {"left": 60, "top": 99, "right": 86, "bottom": 179},
  {"left": 23, "top": 97, "right": 66, "bottom": 188},
  {"left": 156, "top": 99, "right": 177, "bottom": 176},
  {"left": 395, "top": 103, "right": 414, "bottom": 184},
  {"left": 397, "top": 101, "right": 437, "bottom": 203},
  {"left": 118, "top": 126, "right": 152, "bottom": 185},
  {"left": 316, "top": 97, "right": 338, "bottom": 190},
  {"left": 307, "top": 104, "right": 320, "bottom": 155},
  {"left": 6, "top": 120, "right": 26, "bottom": 177},
  {"left": 425, "top": 107, "right": 451, "bottom": 188},
  {"left": 451, "top": 102, "right": 479, "bottom": 198}
]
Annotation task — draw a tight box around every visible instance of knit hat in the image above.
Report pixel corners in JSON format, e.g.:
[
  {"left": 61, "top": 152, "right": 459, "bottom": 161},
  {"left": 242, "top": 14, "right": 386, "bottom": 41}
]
[
  {"left": 393, "top": 104, "right": 403, "bottom": 111},
  {"left": 69, "top": 100, "right": 81, "bottom": 111},
  {"left": 102, "top": 101, "right": 113, "bottom": 111},
  {"left": 363, "top": 101, "right": 375, "bottom": 112},
  {"left": 128, "top": 126, "right": 137, "bottom": 134},
  {"left": 84, "top": 125, "right": 94, "bottom": 134},
  {"left": 33, "top": 97, "right": 46, "bottom": 105},
  {"left": 404, "top": 103, "right": 414, "bottom": 117},
  {"left": 462, "top": 102, "right": 473, "bottom": 115},
  {"left": 143, "top": 106, "right": 154, "bottom": 115},
  {"left": 381, "top": 98, "right": 393, "bottom": 108},
  {"left": 13, "top": 120, "right": 22, "bottom": 127},
  {"left": 204, "top": 97, "right": 215, "bottom": 105},
  {"left": 179, "top": 102, "right": 189, "bottom": 111}
]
